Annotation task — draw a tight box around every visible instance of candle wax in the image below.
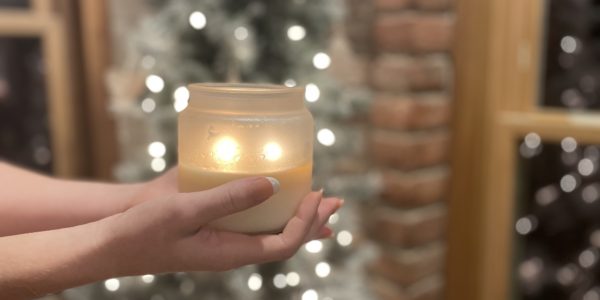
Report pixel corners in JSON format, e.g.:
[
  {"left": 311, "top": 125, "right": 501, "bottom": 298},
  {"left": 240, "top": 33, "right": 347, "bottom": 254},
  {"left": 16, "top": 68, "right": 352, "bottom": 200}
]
[{"left": 179, "top": 162, "right": 312, "bottom": 234}]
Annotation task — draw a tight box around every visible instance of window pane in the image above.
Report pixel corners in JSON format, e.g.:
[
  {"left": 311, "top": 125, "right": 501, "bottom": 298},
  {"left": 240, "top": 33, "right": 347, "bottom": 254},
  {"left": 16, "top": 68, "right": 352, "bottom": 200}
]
[
  {"left": 0, "top": 0, "right": 29, "bottom": 8},
  {"left": 0, "top": 37, "right": 52, "bottom": 174},
  {"left": 514, "top": 136, "right": 600, "bottom": 299},
  {"left": 541, "top": 0, "right": 600, "bottom": 110}
]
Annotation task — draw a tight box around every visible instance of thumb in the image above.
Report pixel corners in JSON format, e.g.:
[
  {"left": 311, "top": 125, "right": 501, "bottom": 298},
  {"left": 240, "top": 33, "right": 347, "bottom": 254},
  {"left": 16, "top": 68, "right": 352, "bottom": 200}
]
[{"left": 180, "top": 176, "right": 279, "bottom": 222}]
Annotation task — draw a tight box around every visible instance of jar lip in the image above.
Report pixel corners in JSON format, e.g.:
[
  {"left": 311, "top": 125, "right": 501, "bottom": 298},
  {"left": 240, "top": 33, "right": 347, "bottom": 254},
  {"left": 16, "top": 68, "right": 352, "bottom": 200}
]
[{"left": 188, "top": 83, "right": 304, "bottom": 95}]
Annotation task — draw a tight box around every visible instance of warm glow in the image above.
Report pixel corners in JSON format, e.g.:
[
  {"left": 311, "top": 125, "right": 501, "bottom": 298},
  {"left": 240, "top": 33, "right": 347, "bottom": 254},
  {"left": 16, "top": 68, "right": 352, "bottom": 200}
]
[
  {"left": 212, "top": 137, "right": 240, "bottom": 164},
  {"left": 263, "top": 142, "right": 283, "bottom": 161}
]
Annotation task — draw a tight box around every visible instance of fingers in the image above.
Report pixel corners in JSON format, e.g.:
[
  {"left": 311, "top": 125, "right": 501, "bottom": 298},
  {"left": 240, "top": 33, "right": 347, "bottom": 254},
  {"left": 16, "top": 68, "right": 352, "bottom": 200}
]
[
  {"left": 304, "top": 197, "right": 343, "bottom": 243},
  {"left": 177, "top": 177, "right": 278, "bottom": 223},
  {"left": 200, "top": 191, "right": 322, "bottom": 269}
]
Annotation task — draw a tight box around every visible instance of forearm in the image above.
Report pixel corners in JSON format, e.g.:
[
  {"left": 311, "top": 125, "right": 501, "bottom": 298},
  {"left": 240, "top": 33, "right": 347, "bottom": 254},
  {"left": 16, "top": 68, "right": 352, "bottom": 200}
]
[
  {"left": 0, "top": 218, "right": 117, "bottom": 299},
  {"left": 0, "top": 162, "right": 142, "bottom": 236}
]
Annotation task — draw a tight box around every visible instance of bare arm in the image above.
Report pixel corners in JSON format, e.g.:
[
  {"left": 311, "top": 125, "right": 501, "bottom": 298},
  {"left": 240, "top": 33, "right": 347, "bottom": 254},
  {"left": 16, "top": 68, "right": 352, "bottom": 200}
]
[
  {"left": 0, "top": 177, "right": 341, "bottom": 299},
  {"left": 0, "top": 162, "right": 149, "bottom": 236}
]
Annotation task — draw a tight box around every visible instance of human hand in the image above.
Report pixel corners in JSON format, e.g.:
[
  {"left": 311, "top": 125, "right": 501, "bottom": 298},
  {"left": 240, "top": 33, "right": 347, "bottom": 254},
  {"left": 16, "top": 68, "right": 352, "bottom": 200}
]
[{"left": 101, "top": 176, "right": 342, "bottom": 276}]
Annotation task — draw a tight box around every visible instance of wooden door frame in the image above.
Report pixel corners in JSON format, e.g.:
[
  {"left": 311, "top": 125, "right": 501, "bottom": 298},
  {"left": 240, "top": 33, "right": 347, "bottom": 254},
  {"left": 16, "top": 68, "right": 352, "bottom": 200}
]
[{"left": 446, "top": 0, "right": 555, "bottom": 299}]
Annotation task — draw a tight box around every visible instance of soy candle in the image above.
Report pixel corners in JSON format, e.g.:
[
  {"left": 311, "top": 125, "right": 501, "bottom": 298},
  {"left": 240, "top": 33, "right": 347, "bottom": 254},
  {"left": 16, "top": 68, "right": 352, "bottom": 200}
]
[{"left": 178, "top": 83, "right": 314, "bottom": 234}]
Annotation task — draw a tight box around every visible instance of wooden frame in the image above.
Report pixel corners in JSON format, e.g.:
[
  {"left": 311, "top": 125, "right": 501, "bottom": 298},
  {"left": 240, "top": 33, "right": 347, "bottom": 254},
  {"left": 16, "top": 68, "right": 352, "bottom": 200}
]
[
  {"left": 0, "top": 0, "right": 85, "bottom": 177},
  {"left": 446, "top": 0, "right": 600, "bottom": 299}
]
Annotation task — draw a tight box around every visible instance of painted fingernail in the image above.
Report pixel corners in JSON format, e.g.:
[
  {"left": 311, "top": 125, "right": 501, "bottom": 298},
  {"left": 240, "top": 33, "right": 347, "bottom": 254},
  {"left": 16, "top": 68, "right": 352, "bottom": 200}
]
[{"left": 265, "top": 177, "right": 280, "bottom": 194}]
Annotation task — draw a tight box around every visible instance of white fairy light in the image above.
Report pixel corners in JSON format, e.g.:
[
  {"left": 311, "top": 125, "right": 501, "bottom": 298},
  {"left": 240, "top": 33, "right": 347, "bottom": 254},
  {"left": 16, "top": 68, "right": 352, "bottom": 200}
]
[
  {"left": 151, "top": 157, "right": 166, "bottom": 172},
  {"left": 315, "top": 262, "right": 331, "bottom": 278},
  {"left": 302, "top": 289, "right": 318, "bottom": 300},
  {"left": 284, "top": 79, "right": 297, "bottom": 87},
  {"left": 145, "top": 74, "right": 165, "bottom": 93},
  {"left": 560, "top": 174, "right": 577, "bottom": 193},
  {"left": 524, "top": 133, "right": 541, "bottom": 149},
  {"left": 141, "top": 55, "right": 156, "bottom": 69},
  {"left": 286, "top": 272, "right": 300, "bottom": 286},
  {"left": 515, "top": 216, "right": 537, "bottom": 235},
  {"left": 287, "top": 25, "right": 306, "bottom": 41},
  {"left": 579, "top": 248, "right": 598, "bottom": 268},
  {"left": 304, "top": 83, "right": 320, "bottom": 102},
  {"left": 561, "top": 36, "right": 578, "bottom": 54},
  {"left": 582, "top": 184, "right": 600, "bottom": 203},
  {"left": 173, "top": 86, "right": 190, "bottom": 112},
  {"left": 317, "top": 128, "right": 335, "bottom": 146},
  {"left": 337, "top": 230, "right": 353, "bottom": 246},
  {"left": 561, "top": 137, "right": 578, "bottom": 153},
  {"left": 104, "top": 278, "right": 120, "bottom": 292},
  {"left": 141, "top": 98, "right": 156, "bottom": 113},
  {"left": 578, "top": 158, "right": 595, "bottom": 176},
  {"left": 313, "top": 52, "right": 331, "bottom": 70},
  {"left": 189, "top": 11, "right": 207, "bottom": 30},
  {"left": 148, "top": 141, "right": 166, "bottom": 158},
  {"left": 247, "top": 273, "right": 262, "bottom": 291},
  {"left": 328, "top": 212, "right": 339, "bottom": 224},
  {"left": 141, "top": 274, "right": 155, "bottom": 284},
  {"left": 305, "top": 240, "right": 323, "bottom": 253},
  {"left": 234, "top": 26, "right": 249, "bottom": 41},
  {"left": 556, "top": 264, "right": 578, "bottom": 286},
  {"left": 273, "top": 273, "right": 287, "bottom": 289}
]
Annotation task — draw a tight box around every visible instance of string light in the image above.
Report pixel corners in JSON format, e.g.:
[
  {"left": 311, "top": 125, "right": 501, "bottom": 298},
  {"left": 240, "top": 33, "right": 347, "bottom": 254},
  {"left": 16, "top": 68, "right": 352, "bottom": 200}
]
[
  {"left": 145, "top": 74, "right": 165, "bottom": 93},
  {"left": 535, "top": 185, "right": 559, "bottom": 206},
  {"left": 141, "top": 274, "right": 155, "bottom": 284},
  {"left": 247, "top": 273, "right": 262, "bottom": 291},
  {"left": 189, "top": 11, "right": 207, "bottom": 30},
  {"left": 286, "top": 272, "right": 300, "bottom": 286},
  {"left": 284, "top": 79, "right": 297, "bottom": 87},
  {"left": 315, "top": 262, "right": 331, "bottom": 278},
  {"left": 578, "top": 158, "right": 595, "bottom": 176},
  {"left": 583, "top": 289, "right": 600, "bottom": 300},
  {"left": 560, "top": 36, "right": 578, "bottom": 54},
  {"left": 561, "top": 137, "right": 578, "bottom": 153},
  {"left": 579, "top": 248, "right": 598, "bottom": 268},
  {"left": 234, "top": 26, "right": 249, "bottom": 41},
  {"left": 273, "top": 274, "right": 287, "bottom": 289},
  {"left": 104, "top": 278, "right": 120, "bottom": 292},
  {"left": 524, "top": 133, "right": 541, "bottom": 149},
  {"left": 141, "top": 98, "right": 156, "bottom": 113},
  {"left": 515, "top": 216, "right": 537, "bottom": 235},
  {"left": 313, "top": 52, "right": 331, "bottom": 69},
  {"left": 560, "top": 174, "right": 578, "bottom": 193},
  {"left": 556, "top": 264, "right": 578, "bottom": 286},
  {"left": 287, "top": 25, "right": 306, "bottom": 41},
  {"left": 173, "top": 86, "right": 190, "bottom": 112},
  {"left": 305, "top": 240, "right": 323, "bottom": 253},
  {"left": 336, "top": 230, "right": 353, "bottom": 246},
  {"left": 582, "top": 184, "right": 600, "bottom": 203},
  {"left": 302, "top": 289, "right": 318, "bottom": 300},
  {"left": 148, "top": 141, "right": 166, "bottom": 158},
  {"left": 317, "top": 128, "right": 335, "bottom": 146},
  {"left": 305, "top": 83, "right": 320, "bottom": 102},
  {"left": 151, "top": 158, "right": 166, "bottom": 172}
]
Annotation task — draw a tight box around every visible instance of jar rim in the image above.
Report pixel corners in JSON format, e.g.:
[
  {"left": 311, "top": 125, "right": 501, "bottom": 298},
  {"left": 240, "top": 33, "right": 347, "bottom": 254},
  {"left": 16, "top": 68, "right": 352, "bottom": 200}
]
[{"left": 188, "top": 83, "right": 304, "bottom": 95}]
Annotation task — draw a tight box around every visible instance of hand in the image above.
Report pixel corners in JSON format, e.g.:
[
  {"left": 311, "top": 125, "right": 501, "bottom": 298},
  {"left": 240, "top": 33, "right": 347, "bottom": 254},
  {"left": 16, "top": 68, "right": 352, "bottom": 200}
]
[
  {"left": 124, "top": 168, "right": 179, "bottom": 210},
  {"left": 102, "top": 176, "right": 342, "bottom": 276}
]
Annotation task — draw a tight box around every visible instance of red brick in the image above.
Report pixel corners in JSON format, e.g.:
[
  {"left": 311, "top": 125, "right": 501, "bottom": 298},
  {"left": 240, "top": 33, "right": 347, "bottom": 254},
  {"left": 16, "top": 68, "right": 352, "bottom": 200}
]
[
  {"left": 369, "top": 204, "right": 446, "bottom": 247},
  {"left": 369, "top": 274, "right": 444, "bottom": 300},
  {"left": 371, "top": 54, "right": 451, "bottom": 92},
  {"left": 370, "top": 93, "right": 451, "bottom": 130},
  {"left": 415, "top": 0, "right": 453, "bottom": 10},
  {"left": 370, "top": 242, "right": 445, "bottom": 285},
  {"left": 375, "top": 0, "right": 412, "bottom": 10},
  {"left": 375, "top": 13, "right": 454, "bottom": 52},
  {"left": 370, "top": 129, "right": 449, "bottom": 170},
  {"left": 381, "top": 167, "right": 448, "bottom": 207}
]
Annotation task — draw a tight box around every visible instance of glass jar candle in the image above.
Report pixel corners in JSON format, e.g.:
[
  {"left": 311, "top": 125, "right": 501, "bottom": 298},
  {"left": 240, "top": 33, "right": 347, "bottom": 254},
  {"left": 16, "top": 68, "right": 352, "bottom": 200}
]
[{"left": 178, "top": 83, "right": 314, "bottom": 233}]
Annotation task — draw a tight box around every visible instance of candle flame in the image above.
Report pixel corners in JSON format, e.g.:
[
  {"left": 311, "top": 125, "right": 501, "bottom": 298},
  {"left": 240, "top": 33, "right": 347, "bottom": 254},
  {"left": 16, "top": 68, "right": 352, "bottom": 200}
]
[
  {"left": 263, "top": 142, "right": 283, "bottom": 161},
  {"left": 212, "top": 136, "right": 240, "bottom": 164}
]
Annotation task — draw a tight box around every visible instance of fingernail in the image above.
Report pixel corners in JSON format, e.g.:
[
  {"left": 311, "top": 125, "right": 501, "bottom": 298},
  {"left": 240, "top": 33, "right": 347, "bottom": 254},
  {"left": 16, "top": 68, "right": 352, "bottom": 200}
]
[
  {"left": 265, "top": 177, "right": 280, "bottom": 194},
  {"left": 339, "top": 198, "right": 345, "bottom": 207},
  {"left": 318, "top": 188, "right": 324, "bottom": 195}
]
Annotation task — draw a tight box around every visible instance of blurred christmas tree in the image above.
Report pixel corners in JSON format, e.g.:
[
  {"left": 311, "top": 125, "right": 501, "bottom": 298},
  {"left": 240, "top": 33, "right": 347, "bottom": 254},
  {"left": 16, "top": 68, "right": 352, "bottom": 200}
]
[{"left": 66, "top": 0, "right": 380, "bottom": 299}]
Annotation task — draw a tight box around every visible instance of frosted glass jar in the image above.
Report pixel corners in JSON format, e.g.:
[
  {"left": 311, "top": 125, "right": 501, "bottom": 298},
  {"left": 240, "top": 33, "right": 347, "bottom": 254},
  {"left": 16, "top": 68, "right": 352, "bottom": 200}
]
[{"left": 178, "top": 83, "right": 314, "bottom": 233}]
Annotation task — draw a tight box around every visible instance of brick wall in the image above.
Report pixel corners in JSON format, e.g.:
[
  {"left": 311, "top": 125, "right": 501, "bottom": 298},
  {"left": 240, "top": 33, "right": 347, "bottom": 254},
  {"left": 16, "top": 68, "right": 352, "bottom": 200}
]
[{"left": 356, "top": 0, "right": 455, "bottom": 299}]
